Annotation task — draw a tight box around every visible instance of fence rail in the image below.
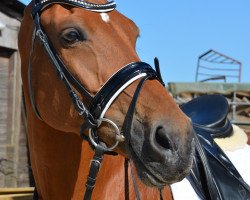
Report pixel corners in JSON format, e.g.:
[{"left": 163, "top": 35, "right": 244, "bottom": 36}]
[{"left": 0, "top": 187, "right": 34, "bottom": 200}]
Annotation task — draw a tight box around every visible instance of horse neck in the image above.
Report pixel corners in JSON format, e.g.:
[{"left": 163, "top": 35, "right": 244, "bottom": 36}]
[{"left": 28, "top": 116, "right": 172, "bottom": 200}]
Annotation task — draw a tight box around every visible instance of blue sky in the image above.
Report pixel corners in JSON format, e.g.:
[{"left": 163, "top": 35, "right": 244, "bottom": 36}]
[{"left": 19, "top": 0, "right": 250, "bottom": 83}]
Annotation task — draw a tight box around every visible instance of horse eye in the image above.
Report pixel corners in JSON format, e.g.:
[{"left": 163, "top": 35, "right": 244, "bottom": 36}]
[{"left": 60, "top": 28, "right": 84, "bottom": 46}]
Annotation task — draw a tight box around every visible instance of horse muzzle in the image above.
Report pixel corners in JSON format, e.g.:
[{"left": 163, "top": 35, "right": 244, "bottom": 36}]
[{"left": 129, "top": 121, "right": 195, "bottom": 187}]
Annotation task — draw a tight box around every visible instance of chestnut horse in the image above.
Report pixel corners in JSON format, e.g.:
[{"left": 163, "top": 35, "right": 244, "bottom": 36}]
[{"left": 18, "top": 0, "right": 194, "bottom": 199}]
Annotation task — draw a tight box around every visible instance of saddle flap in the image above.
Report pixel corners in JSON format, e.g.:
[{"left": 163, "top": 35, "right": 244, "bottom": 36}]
[{"left": 188, "top": 127, "right": 250, "bottom": 200}]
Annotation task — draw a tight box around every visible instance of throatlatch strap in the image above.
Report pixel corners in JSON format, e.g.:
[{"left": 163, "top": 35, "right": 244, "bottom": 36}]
[{"left": 28, "top": 27, "right": 43, "bottom": 120}]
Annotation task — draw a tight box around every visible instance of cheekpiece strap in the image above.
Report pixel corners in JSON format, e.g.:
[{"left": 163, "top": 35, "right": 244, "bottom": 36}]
[{"left": 32, "top": 0, "right": 116, "bottom": 17}]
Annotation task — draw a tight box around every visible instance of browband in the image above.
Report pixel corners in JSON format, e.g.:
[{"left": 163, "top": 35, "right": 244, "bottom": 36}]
[{"left": 32, "top": 0, "right": 116, "bottom": 17}]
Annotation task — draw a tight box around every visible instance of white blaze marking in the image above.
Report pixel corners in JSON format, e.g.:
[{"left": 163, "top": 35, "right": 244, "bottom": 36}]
[{"left": 100, "top": 13, "right": 110, "bottom": 23}]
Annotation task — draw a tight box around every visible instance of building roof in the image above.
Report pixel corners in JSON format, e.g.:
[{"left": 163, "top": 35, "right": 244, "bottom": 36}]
[{"left": 0, "top": 0, "right": 26, "bottom": 21}]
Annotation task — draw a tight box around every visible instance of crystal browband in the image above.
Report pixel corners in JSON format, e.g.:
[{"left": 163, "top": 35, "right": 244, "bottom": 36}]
[{"left": 32, "top": 0, "right": 116, "bottom": 16}]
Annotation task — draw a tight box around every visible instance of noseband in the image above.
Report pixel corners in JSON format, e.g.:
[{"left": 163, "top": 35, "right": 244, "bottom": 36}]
[{"left": 29, "top": 1, "right": 165, "bottom": 199}]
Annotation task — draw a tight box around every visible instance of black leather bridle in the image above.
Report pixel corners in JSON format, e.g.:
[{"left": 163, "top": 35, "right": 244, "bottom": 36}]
[{"left": 29, "top": 1, "right": 165, "bottom": 199}]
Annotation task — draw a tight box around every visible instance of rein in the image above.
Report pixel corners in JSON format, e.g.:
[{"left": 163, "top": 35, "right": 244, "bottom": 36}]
[{"left": 29, "top": 1, "right": 165, "bottom": 199}]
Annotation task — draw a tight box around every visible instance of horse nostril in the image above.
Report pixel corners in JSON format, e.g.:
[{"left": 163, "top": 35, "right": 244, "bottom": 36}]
[{"left": 155, "top": 126, "right": 172, "bottom": 150}]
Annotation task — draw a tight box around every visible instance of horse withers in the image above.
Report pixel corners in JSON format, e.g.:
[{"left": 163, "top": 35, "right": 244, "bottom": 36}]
[{"left": 18, "top": 0, "right": 194, "bottom": 199}]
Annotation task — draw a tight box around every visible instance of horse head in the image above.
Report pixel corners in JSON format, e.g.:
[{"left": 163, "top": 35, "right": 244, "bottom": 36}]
[{"left": 19, "top": 0, "right": 194, "bottom": 193}]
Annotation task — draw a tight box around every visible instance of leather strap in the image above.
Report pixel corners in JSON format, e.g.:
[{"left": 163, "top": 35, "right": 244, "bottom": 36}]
[
  {"left": 159, "top": 189, "right": 163, "bottom": 200},
  {"left": 124, "top": 158, "right": 130, "bottom": 200},
  {"left": 129, "top": 160, "right": 141, "bottom": 200},
  {"left": 188, "top": 125, "right": 250, "bottom": 200},
  {"left": 121, "top": 76, "right": 151, "bottom": 200},
  {"left": 84, "top": 145, "right": 104, "bottom": 200},
  {"left": 34, "top": 13, "right": 97, "bottom": 127},
  {"left": 191, "top": 129, "right": 221, "bottom": 200},
  {"left": 90, "top": 62, "right": 157, "bottom": 118},
  {"left": 32, "top": 0, "right": 116, "bottom": 17},
  {"left": 33, "top": 187, "right": 39, "bottom": 200},
  {"left": 28, "top": 27, "right": 43, "bottom": 120},
  {"left": 122, "top": 76, "right": 150, "bottom": 142},
  {"left": 154, "top": 57, "right": 165, "bottom": 86}
]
